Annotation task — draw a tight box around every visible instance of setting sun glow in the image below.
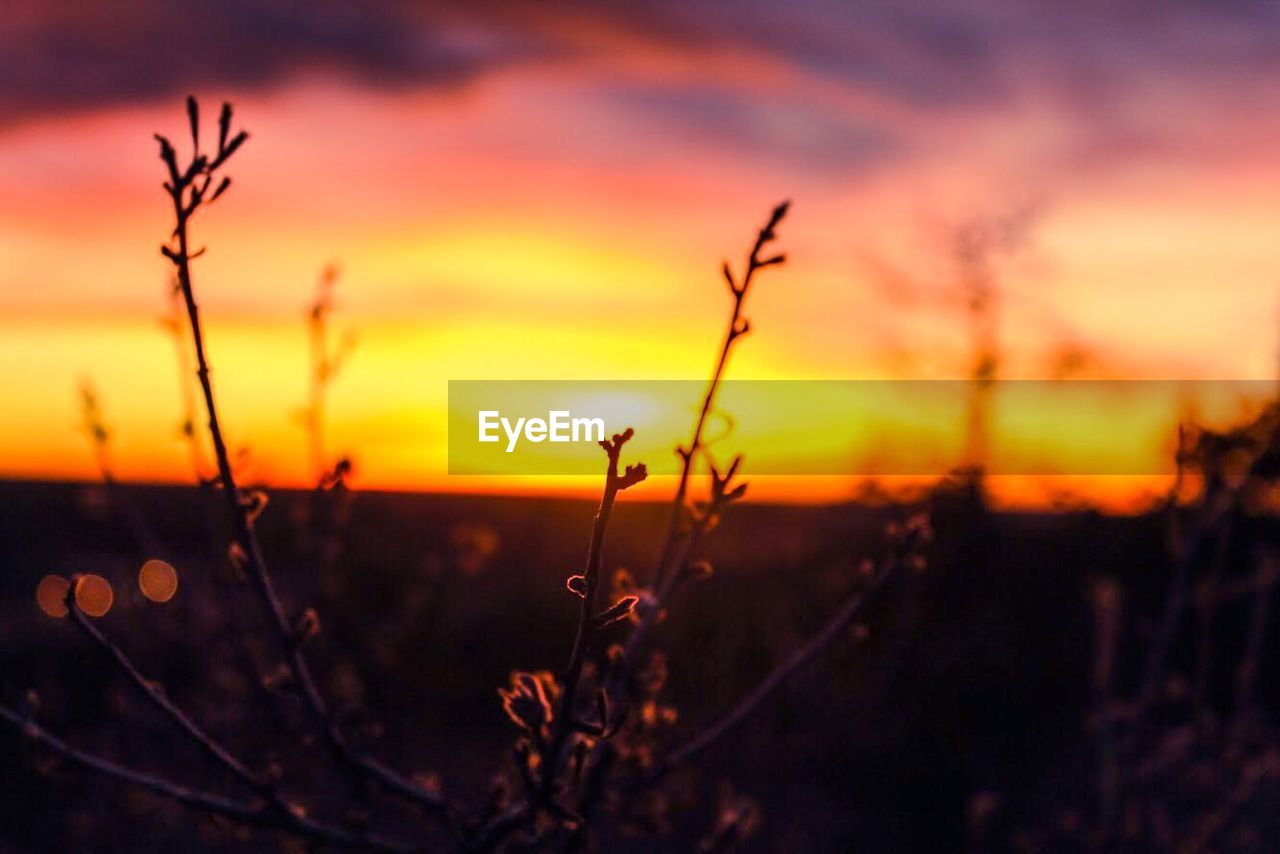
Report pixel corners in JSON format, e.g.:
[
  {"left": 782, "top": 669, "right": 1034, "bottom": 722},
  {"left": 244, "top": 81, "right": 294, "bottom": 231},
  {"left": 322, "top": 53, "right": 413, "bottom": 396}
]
[{"left": 3, "top": 6, "right": 1277, "bottom": 512}]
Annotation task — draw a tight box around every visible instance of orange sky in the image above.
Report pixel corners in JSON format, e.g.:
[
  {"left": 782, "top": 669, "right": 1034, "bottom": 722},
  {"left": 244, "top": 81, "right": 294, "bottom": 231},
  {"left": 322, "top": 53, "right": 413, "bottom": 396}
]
[{"left": 2, "top": 4, "right": 1278, "bottom": 510}]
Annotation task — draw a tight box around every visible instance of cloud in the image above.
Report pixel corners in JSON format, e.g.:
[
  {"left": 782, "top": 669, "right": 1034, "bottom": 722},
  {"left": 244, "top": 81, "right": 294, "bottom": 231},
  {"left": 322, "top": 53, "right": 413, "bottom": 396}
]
[
  {"left": 596, "top": 80, "right": 898, "bottom": 175},
  {"left": 6, "top": 0, "right": 1280, "bottom": 169},
  {"left": 0, "top": 0, "right": 559, "bottom": 127}
]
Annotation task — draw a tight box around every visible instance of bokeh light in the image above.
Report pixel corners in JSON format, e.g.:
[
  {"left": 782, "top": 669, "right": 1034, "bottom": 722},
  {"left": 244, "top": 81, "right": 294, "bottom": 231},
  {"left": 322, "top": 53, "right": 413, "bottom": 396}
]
[
  {"left": 138, "top": 559, "right": 178, "bottom": 603},
  {"left": 35, "top": 574, "right": 70, "bottom": 618},
  {"left": 73, "top": 574, "right": 114, "bottom": 618}
]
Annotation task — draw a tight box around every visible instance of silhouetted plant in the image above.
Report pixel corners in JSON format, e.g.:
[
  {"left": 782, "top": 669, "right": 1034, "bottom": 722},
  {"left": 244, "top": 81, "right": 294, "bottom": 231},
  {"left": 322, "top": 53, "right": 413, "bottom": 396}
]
[
  {"left": 948, "top": 207, "right": 1035, "bottom": 485},
  {"left": 160, "top": 277, "right": 214, "bottom": 483},
  {"left": 302, "top": 263, "right": 356, "bottom": 489},
  {"left": 77, "top": 378, "right": 114, "bottom": 484},
  {"left": 1003, "top": 401, "right": 1280, "bottom": 852},
  {"left": 297, "top": 263, "right": 357, "bottom": 576},
  {"left": 0, "top": 98, "right": 923, "bottom": 852},
  {"left": 75, "top": 378, "right": 164, "bottom": 556}
]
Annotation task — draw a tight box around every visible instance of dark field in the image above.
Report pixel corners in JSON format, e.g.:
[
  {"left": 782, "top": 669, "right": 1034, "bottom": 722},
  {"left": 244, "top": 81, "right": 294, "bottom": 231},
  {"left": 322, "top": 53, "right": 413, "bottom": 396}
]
[{"left": 0, "top": 479, "right": 1198, "bottom": 852}]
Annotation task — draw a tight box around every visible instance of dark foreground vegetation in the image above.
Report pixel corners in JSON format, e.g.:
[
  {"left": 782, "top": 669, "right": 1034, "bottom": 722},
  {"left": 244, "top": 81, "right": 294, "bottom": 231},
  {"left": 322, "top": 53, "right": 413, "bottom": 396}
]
[
  {"left": 2, "top": 479, "right": 1194, "bottom": 852},
  {"left": 4, "top": 98, "right": 1279, "bottom": 854}
]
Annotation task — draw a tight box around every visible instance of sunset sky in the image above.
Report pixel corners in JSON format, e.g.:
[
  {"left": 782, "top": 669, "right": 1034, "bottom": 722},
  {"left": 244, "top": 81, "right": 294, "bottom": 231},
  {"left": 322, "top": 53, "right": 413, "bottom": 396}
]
[{"left": 2, "top": 1, "right": 1279, "bottom": 508}]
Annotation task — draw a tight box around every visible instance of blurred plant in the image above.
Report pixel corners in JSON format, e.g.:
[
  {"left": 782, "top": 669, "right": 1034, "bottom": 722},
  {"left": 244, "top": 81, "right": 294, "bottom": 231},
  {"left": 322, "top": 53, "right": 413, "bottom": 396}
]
[
  {"left": 1005, "top": 401, "right": 1280, "bottom": 852},
  {"left": 77, "top": 378, "right": 115, "bottom": 484},
  {"left": 860, "top": 205, "right": 1037, "bottom": 493},
  {"left": 75, "top": 378, "right": 165, "bottom": 556},
  {"left": 1, "top": 99, "right": 924, "bottom": 852},
  {"left": 296, "top": 263, "right": 357, "bottom": 576},
  {"left": 301, "top": 263, "right": 357, "bottom": 488},
  {"left": 947, "top": 207, "right": 1036, "bottom": 484}
]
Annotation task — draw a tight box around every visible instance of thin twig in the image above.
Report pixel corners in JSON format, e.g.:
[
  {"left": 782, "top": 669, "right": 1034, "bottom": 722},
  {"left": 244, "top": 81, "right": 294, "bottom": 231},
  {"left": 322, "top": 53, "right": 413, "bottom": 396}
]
[
  {"left": 611, "top": 202, "right": 790, "bottom": 724},
  {"left": 163, "top": 280, "right": 212, "bottom": 482},
  {"left": 62, "top": 564, "right": 431, "bottom": 850},
  {"left": 557, "top": 207, "right": 787, "bottom": 841},
  {"left": 64, "top": 587, "right": 268, "bottom": 795},
  {"left": 0, "top": 705, "right": 422, "bottom": 853},
  {"left": 649, "top": 201, "right": 789, "bottom": 593},
  {"left": 475, "top": 434, "right": 645, "bottom": 850},
  {"left": 643, "top": 546, "right": 900, "bottom": 785},
  {"left": 157, "top": 99, "right": 452, "bottom": 820},
  {"left": 538, "top": 431, "right": 644, "bottom": 804}
]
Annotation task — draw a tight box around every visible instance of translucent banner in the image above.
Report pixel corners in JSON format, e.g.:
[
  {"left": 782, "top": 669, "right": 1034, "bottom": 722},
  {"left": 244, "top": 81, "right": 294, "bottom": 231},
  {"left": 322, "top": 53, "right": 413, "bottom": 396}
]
[{"left": 447, "top": 380, "right": 1275, "bottom": 475}]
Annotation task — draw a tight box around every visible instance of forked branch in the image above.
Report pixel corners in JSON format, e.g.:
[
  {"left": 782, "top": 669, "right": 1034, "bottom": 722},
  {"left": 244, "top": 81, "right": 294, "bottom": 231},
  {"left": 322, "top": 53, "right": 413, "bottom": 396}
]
[
  {"left": 63, "top": 582, "right": 268, "bottom": 796},
  {"left": 650, "top": 201, "right": 789, "bottom": 592},
  {"left": 535, "top": 430, "right": 646, "bottom": 809},
  {"left": 156, "top": 97, "right": 451, "bottom": 820}
]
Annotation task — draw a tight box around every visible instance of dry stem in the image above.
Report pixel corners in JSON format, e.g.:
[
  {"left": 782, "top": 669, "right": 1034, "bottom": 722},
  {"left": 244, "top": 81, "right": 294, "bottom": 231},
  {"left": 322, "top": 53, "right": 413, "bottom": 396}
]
[{"left": 157, "top": 98, "right": 452, "bottom": 821}]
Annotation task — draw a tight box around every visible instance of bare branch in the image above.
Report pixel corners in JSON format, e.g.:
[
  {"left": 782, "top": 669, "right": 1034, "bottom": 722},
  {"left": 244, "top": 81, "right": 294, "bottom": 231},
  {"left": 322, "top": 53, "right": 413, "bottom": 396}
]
[
  {"left": 157, "top": 98, "right": 454, "bottom": 822},
  {"left": 64, "top": 587, "right": 268, "bottom": 795},
  {"left": 540, "top": 431, "right": 643, "bottom": 795},
  {"left": 646, "top": 541, "right": 903, "bottom": 784},
  {"left": 0, "top": 706, "right": 422, "bottom": 853},
  {"left": 650, "top": 200, "right": 789, "bottom": 593}
]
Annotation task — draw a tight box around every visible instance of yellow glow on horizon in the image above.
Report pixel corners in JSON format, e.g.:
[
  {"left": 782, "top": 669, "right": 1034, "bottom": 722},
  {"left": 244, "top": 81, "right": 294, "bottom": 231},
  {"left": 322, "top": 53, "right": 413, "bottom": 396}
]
[{"left": 1, "top": 67, "right": 1277, "bottom": 512}]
